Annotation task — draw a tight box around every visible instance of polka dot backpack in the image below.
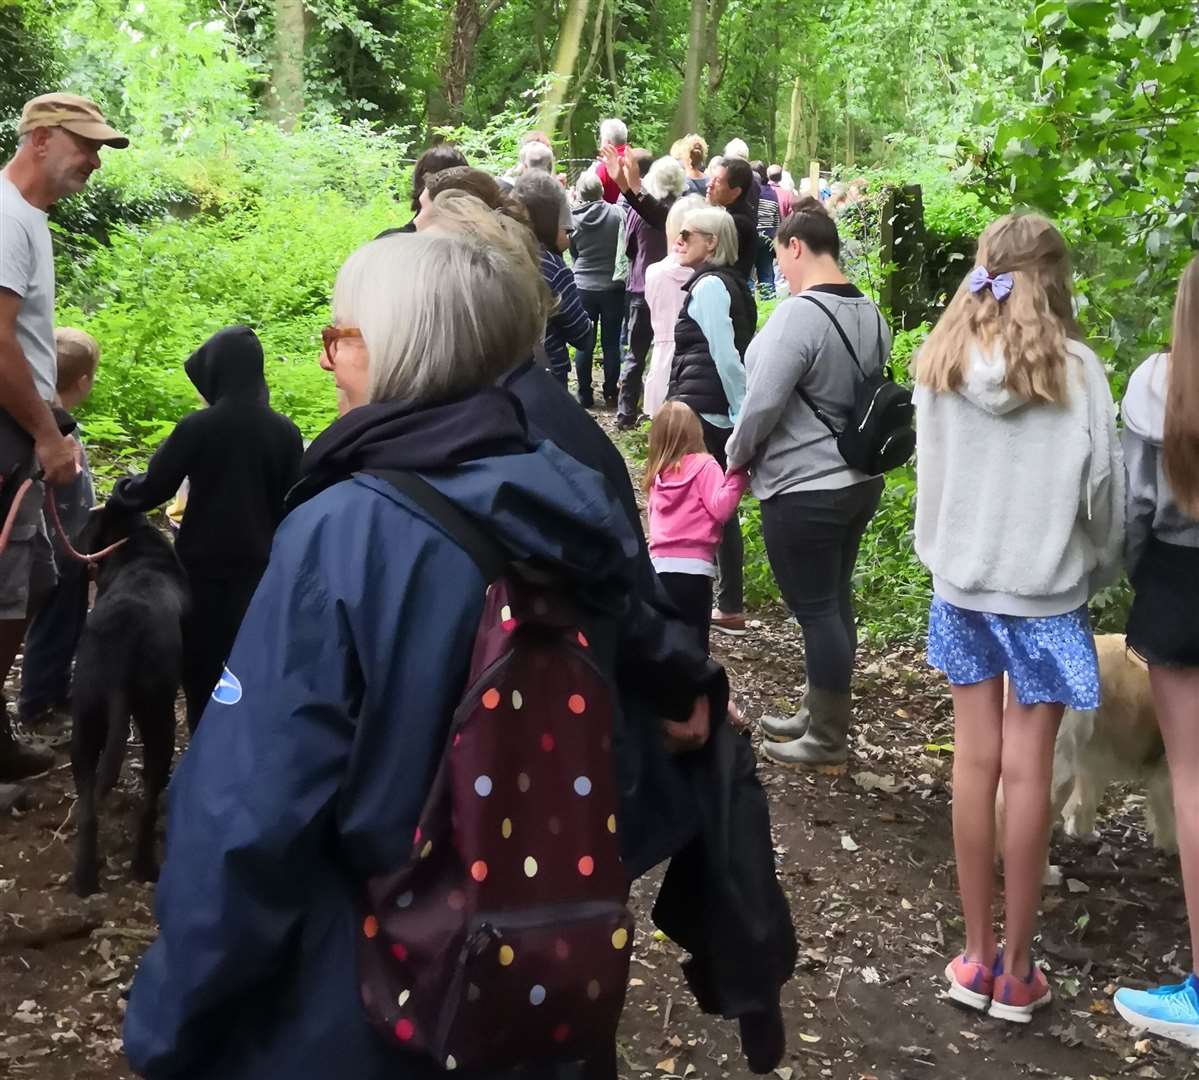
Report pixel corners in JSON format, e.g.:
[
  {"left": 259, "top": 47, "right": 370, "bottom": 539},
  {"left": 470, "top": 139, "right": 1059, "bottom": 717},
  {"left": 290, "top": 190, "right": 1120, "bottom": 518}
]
[{"left": 357, "top": 471, "right": 633, "bottom": 1071}]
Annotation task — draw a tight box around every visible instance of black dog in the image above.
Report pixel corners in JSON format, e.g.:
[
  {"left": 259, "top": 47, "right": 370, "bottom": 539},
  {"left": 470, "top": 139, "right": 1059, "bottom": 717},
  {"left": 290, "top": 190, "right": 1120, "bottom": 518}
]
[{"left": 72, "top": 504, "right": 188, "bottom": 897}]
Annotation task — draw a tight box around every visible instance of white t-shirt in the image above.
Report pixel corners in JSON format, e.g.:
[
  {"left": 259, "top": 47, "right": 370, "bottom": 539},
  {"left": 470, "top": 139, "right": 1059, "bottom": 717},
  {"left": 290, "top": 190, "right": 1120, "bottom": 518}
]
[{"left": 0, "top": 174, "right": 57, "bottom": 401}]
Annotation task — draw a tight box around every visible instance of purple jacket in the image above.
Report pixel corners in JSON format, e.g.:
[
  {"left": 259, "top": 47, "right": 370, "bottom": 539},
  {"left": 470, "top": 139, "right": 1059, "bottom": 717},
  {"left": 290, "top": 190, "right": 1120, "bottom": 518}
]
[{"left": 625, "top": 201, "right": 670, "bottom": 294}]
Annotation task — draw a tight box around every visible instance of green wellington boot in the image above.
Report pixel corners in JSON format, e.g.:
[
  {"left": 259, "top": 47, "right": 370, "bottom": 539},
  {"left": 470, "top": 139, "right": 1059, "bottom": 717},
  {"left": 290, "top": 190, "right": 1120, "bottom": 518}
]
[
  {"left": 759, "top": 682, "right": 810, "bottom": 741},
  {"left": 761, "top": 688, "right": 851, "bottom": 773}
]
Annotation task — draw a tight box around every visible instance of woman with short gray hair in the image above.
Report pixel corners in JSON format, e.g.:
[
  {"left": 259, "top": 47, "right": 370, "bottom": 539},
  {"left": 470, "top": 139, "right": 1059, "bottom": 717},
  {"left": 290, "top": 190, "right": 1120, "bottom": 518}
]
[
  {"left": 666, "top": 205, "right": 755, "bottom": 638},
  {"left": 124, "top": 229, "right": 644, "bottom": 1080}
]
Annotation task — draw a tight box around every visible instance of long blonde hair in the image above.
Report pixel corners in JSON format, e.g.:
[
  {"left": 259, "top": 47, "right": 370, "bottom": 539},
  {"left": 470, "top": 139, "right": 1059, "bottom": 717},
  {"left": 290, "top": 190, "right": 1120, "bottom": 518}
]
[
  {"left": 644, "top": 401, "right": 705, "bottom": 493},
  {"left": 1165, "top": 256, "right": 1199, "bottom": 514},
  {"left": 916, "top": 212, "right": 1080, "bottom": 404}
]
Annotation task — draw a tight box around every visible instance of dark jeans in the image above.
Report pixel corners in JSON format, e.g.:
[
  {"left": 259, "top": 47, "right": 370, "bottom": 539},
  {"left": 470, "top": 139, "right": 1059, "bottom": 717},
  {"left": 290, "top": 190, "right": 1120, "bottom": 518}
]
[
  {"left": 18, "top": 559, "right": 88, "bottom": 717},
  {"left": 699, "top": 418, "right": 744, "bottom": 615},
  {"left": 182, "top": 571, "right": 262, "bottom": 732},
  {"left": 616, "top": 292, "right": 653, "bottom": 425},
  {"left": 759, "top": 477, "right": 884, "bottom": 693},
  {"left": 576, "top": 287, "right": 625, "bottom": 404},
  {"left": 658, "top": 572, "right": 713, "bottom": 654},
  {"left": 753, "top": 236, "right": 776, "bottom": 300}
]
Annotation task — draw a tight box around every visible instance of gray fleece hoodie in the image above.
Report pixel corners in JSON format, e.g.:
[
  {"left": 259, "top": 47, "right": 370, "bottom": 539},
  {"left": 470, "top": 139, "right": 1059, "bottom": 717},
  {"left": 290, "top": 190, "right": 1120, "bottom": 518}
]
[
  {"left": 569, "top": 199, "right": 626, "bottom": 292},
  {"left": 727, "top": 287, "right": 891, "bottom": 496},
  {"left": 913, "top": 339, "right": 1124, "bottom": 617},
  {"left": 1122, "top": 352, "right": 1199, "bottom": 575}
]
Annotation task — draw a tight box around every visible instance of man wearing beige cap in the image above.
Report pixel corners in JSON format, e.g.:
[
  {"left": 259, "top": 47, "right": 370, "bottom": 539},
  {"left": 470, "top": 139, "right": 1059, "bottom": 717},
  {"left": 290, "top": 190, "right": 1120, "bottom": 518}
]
[{"left": 0, "top": 93, "right": 127, "bottom": 783}]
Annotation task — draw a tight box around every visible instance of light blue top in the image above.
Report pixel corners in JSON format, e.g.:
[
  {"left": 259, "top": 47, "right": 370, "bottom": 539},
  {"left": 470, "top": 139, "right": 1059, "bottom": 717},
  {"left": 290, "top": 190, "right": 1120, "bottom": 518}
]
[{"left": 689, "top": 275, "right": 745, "bottom": 429}]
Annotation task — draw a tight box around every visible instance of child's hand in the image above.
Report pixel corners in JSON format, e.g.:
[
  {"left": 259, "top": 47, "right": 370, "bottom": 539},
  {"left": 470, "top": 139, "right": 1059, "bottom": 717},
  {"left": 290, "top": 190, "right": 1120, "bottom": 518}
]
[{"left": 662, "top": 694, "right": 711, "bottom": 753}]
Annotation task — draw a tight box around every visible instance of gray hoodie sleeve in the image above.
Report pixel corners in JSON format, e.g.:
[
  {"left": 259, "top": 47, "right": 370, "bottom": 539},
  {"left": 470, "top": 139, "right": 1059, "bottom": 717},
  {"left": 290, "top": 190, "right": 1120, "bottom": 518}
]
[
  {"left": 726, "top": 300, "right": 820, "bottom": 471},
  {"left": 1082, "top": 356, "right": 1125, "bottom": 594},
  {"left": 1122, "top": 425, "right": 1158, "bottom": 577}
]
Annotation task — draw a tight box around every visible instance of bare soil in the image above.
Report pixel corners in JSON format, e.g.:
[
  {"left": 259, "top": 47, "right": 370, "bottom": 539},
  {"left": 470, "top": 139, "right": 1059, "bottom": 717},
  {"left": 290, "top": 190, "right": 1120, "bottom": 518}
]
[{"left": 1, "top": 614, "right": 1194, "bottom": 1080}]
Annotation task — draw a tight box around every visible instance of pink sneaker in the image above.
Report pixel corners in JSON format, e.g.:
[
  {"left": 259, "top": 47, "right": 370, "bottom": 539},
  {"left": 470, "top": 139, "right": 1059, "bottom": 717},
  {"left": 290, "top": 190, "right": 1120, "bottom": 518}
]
[
  {"left": 944, "top": 954, "right": 995, "bottom": 1011},
  {"left": 989, "top": 962, "right": 1052, "bottom": 1023}
]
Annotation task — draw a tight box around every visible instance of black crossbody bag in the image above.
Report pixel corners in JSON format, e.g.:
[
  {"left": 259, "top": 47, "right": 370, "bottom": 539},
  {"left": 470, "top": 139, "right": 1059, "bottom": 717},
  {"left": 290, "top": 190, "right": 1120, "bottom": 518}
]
[{"left": 794, "top": 295, "right": 915, "bottom": 475}]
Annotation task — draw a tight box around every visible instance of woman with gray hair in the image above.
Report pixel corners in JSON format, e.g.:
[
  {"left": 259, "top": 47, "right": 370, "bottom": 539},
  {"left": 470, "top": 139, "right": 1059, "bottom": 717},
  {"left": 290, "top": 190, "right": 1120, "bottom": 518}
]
[
  {"left": 123, "top": 228, "right": 649, "bottom": 1079},
  {"left": 570, "top": 170, "right": 627, "bottom": 407},
  {"left": 667, "top": 205, "right": 755, "bottom": 638}
]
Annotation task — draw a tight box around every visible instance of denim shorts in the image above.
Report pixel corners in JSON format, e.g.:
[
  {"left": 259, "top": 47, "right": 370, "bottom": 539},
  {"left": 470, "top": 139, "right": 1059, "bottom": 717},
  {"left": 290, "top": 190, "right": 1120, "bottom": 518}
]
[{"left": 927, "top": 596, "right": 1100, "bottom": 710}]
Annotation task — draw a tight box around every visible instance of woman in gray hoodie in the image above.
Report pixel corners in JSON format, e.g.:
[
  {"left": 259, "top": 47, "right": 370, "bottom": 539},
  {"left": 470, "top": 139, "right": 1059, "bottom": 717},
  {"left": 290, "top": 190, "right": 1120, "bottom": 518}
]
[
  {"left": 1113, "top": 256, "right": 1199, "bottom": 1049},
  {"left": 913, "top": 213, "right": 1122, "bottom": 1025}
]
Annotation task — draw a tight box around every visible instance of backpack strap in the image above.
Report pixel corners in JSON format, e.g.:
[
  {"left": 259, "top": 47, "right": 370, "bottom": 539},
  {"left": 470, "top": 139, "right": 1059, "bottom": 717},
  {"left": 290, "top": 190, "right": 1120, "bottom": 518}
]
[
  {"left": 800, "top": 294, "right": 865, "bottom": 376},
  {"left": 364, "top": 469, "right": 507, "bottom": 583}
]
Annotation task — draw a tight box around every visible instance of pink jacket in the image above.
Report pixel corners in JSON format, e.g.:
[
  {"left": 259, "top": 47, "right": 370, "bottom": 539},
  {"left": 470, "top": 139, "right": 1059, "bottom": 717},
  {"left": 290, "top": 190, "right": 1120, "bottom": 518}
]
[{"left": 648, "top": 453, "right": 749, "bottom": 564}]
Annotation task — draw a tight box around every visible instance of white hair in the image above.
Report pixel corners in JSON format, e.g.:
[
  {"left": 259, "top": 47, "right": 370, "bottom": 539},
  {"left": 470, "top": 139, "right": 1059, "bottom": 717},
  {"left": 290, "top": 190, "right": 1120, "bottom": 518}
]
[
  {"left": 519, "top": 141, "right": 555, "bottom": 173},
  {"left": 599, "top": 118, "right": 628, "bottom": 147},
  {"left": 723, "top": 138, "right": 749, "bottom": 161},
  {"left": 705, "top": 156, "right": 722, "bottom": 176},
  {"left": 682, "top": 206, "right": 738, "bottom": 268},
  {"left": 643, "top": 156, "right": 686, "bottom": 201},
  {"left": 666, "top": 193, "right": 705, "bottom": 247},
  {"left": 333, "top": 233, "right": 546, "bottom": 405},
  {"left": 575, "top": 170, "right": 603, "bottom": 202}
]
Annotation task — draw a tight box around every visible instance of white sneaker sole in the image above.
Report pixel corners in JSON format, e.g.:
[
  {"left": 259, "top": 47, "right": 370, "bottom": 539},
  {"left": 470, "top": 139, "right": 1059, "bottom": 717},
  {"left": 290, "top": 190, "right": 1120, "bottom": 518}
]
[
  {"left": 1114, "top": 998, "right": 1199, "bottom": 1049},
  {"left": 710, "top": 624, "right": 748, "bottom": 638},
  {"left": 988, "top": 988, "right": 1052, "bottom": 1023},
  {"left": 943, "top": 964, "right": 990, "bottom": 1012}
]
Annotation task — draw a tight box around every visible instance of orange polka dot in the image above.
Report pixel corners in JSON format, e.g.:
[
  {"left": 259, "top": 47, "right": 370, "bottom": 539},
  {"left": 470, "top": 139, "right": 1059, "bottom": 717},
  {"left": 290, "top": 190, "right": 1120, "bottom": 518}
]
[
  {"left": 541, "top": 733, "right": 555, "bottom": 752},
  {"left": 394, "top": 1018, "right": 415, "bottom": 1042},
  {"left": 470, "top": 860, "right": 488, "bottom": 882},
  {"left": 577, "top": 855, "right": 595, "bottom": 877},
  {"left": 391, "top": 942, "right": 408, "bottom": 961},
  {"left": 568, "top": 694, "right": 586, "bottom": 715},
  {"left": 577, "top": 631, "right": 589, "bottom": 648},
  {"left": 555, "top": 938, "right": 571, "bottom": 960},
  {"left": 553, "top": 1024, "right": 570, "bottom": 1043},
  {"left": 363, "top": 915, "right": 379, "bottom": 939},
  {"left": 482, "top": 688, "right": 501, "bottom": 710}
]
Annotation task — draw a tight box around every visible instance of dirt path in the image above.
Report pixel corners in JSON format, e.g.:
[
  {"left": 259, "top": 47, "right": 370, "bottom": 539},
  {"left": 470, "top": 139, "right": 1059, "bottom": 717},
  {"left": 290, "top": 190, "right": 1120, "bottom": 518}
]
[{"left": 1, "top": 612, "right": 1193, "bottom": 1080}]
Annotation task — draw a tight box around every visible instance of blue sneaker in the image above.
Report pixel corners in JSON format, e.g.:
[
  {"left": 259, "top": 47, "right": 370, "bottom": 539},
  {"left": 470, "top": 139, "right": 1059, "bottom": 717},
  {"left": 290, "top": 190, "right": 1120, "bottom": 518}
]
[{"left": 1114, "top": 974, "right": 1199, "bottom": 1049}]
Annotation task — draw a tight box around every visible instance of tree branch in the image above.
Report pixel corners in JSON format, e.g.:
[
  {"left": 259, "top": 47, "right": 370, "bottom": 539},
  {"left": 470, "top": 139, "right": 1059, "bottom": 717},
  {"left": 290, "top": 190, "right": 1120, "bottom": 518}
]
[{"left": 481, "top": 0, "right": 510, "bottom": 28}]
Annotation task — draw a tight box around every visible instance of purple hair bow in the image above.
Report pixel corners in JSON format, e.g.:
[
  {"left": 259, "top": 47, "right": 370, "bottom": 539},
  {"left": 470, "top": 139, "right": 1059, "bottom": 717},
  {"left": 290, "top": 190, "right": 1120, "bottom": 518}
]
[{"left": 968, "top": 265, "right": 1014, "bottom": 301}]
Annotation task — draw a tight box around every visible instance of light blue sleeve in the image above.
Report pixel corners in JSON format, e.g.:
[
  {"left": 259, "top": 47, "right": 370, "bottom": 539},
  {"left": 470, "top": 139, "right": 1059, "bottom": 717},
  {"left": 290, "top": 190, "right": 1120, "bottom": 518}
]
[{"left": 690, "top": 276, "right": 746, "bottom": 422}]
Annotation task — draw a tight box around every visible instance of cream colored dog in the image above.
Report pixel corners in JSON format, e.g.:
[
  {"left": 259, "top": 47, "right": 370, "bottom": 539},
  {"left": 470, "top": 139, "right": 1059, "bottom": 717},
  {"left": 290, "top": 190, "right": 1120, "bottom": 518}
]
[{"left": 996, "top": 634, "right": 1175, "bottom": 879}]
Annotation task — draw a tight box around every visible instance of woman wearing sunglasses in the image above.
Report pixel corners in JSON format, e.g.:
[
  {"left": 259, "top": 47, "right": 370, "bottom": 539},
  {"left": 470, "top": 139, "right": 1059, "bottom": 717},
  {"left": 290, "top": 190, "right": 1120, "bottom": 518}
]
[{"left": 666, "top": 206, "right": 756, "bottom": 640}]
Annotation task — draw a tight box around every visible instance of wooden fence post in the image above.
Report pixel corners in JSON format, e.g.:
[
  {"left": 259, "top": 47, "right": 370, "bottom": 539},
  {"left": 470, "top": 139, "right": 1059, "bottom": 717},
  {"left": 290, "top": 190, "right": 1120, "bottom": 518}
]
[{"left": 880, "top": 184, "right": 928, "bottom": 330}]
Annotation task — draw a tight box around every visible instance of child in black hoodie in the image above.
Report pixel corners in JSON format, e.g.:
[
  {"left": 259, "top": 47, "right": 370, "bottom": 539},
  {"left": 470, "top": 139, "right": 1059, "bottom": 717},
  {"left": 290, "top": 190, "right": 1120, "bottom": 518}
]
[{"left": 108, "top": 326, "right": 303, "bottom": 730}]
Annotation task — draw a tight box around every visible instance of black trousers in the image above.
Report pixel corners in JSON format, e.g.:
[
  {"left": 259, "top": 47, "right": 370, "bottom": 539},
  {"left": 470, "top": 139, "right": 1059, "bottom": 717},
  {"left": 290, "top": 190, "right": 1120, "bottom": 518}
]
[
  {"left": 699, "top": 418, "right": 744, "bottom": 615},
  {"left": 181, "top": 571, "right": 262, "bottom": 732},
  {"left": 759, "top": 477, "right": 884, "bottom": 693},
  {"left": 658, "top": 572, "right": 713, "bottom": 655},
  {"left": 616, "top": 292, "right": 653, "bottom": 424},
  {"left": 576, "top": 287, "right": 625, "bottom": 404}
]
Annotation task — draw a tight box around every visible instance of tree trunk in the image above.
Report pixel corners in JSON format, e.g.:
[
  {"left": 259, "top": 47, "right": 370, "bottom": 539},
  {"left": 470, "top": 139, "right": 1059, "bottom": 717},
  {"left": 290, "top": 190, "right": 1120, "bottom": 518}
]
[
  {"left": 269, "top": 0, "right": 307, "bottom": 131},
  {"left": 604, "top": 0, "right": 617, "bottom": 89},
  {"left": 536, "top": 0, "right": 591, "bottom": 136},
  {"left": 429, "top": 0, "right": 511, "bottom": 128},
  {"left": 783, "top": 75, "right": 802, "bottom": 174},
  {"left": 703, "top": 0, "right": 730, "bottom": 93},
  {"left": 562, "top": 0, "right": 607, "bottom": 150},
  {"left": 671, "top": 0, "right": 707, "bottom": 139}
]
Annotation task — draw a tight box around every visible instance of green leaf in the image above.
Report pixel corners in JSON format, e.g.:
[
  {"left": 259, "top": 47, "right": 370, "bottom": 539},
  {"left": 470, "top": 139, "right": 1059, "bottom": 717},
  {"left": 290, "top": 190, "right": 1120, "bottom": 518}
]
[{"left": 1066, "top": 0, "right": 1108, "bottom": 29}]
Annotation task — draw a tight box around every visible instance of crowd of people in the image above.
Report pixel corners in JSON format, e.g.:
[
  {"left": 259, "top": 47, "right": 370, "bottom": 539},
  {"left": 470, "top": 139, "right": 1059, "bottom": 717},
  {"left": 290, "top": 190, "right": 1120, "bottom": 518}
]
[{"left": 1, "top": 93, "right": 1199, "bottom": 1074}]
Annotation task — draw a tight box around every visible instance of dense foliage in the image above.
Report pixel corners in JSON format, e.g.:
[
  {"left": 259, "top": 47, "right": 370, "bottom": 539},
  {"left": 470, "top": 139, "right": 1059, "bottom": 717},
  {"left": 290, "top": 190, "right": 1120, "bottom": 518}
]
[{"left": 3, "top": 0, "right": 1193, "bottom": 640}]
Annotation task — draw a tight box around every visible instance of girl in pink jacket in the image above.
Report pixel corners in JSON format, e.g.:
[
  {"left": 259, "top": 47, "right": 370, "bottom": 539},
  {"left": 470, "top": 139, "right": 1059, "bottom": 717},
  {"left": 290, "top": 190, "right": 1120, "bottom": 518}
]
[{"left": 646, "top": 401, "right": 749, "bottom": 652}]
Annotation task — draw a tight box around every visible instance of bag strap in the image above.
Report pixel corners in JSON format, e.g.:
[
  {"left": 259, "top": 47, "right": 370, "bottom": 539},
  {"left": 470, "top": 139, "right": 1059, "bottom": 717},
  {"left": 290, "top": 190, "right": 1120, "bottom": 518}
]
[
  {"left": 801, "top": 294, "right": 865, "bottom": 377},
  {"left": 364, "top": 469, "right": 507, "bottom": 583}
]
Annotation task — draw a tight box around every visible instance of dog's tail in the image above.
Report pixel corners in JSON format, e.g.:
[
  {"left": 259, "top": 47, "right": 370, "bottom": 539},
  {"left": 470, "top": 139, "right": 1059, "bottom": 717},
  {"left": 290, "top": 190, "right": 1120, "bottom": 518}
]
[{"left": 96, "top": 689, "right": 130, "bottom": 801}]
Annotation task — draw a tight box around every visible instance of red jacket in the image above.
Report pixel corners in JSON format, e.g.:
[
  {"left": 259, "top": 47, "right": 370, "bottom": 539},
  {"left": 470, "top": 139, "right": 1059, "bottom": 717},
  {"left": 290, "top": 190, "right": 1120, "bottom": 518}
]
[{"left": 596, "top": 144, "right": 628, "bottom": 204}]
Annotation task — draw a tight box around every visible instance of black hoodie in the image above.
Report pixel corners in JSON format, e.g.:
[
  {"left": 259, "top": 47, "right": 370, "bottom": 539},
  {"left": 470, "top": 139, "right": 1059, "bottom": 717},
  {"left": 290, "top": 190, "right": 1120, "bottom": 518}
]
[{"left": 109, "top": 326, "right": 304, "bottom": 578}]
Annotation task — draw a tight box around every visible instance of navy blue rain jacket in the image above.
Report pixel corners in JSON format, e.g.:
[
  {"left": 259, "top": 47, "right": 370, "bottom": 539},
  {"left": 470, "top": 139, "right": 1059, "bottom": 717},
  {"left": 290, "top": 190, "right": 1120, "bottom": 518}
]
[{"left": 123, "top": 405, "right": 639, "bottom": 1079}]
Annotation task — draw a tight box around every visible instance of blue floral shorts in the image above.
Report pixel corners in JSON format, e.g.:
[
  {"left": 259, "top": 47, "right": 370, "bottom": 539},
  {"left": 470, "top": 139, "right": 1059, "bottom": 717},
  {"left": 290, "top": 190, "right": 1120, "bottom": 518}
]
[{"left": 927, "top": 596, "right": 1100, "bottom": 710}]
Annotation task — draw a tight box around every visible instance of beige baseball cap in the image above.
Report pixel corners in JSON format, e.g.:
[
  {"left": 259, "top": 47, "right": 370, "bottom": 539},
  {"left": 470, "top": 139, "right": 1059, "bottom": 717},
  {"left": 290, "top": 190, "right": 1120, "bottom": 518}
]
[{"left": 18, "top": 93, "right": 129, "bottom": 149}]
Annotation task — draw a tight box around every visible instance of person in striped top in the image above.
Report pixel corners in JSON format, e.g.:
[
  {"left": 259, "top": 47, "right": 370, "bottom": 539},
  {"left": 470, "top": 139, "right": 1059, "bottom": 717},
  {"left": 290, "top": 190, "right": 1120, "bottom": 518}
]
[
  {"left": 752, "top": 162, "right": 780, "bottom": 300},
  {"left": 514, "top": 170, "right": 592, "bottom": 387}
]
